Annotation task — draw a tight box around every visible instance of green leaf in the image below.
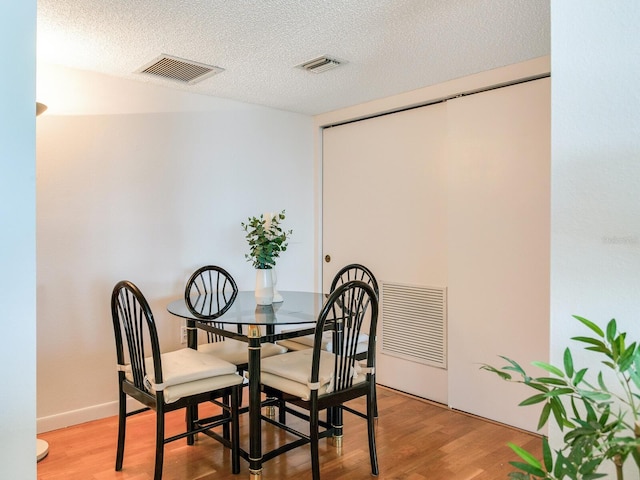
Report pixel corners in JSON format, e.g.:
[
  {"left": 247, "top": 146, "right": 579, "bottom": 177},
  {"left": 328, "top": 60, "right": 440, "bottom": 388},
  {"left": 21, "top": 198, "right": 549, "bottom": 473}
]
[
  {"left": 630, "top": 368, "right": 640, "bottom": 390},
  {"left": 508, "top": 473, "right": 532, "bottom": 480},
  {"left": 570, "top": 396, "right": 580, "bottom": 419},
  {"left": 545, "top": 388, "right": 574, "bottom": 397},
  {"left": 549, "top": 397, "right": 571, "bottom": 430},
  {"left": 519, "top": 393, "right": 548, "bottom": 406},
  {"left": 571, "top": 336, "right": 608, "bottom": 349},
  {"left": 573, "top": 368, "right": 588, "bottom": 386},
  {"left": 509, "top": 461, "right": 546, "bottom": 478},
  {"left": 538, "top": 402, "right": 551, "bottom": 430},
  {"left": 479, "top": 364, "right": 513, "bottom": 381},
  {"left": 563, "top": 348, "right": 574, "bottom": 378},
  {"left": 618, "top": 342, "right": 637, "bottom": 372},
  {"left": 606, "top": 318, "right": 617, "bottom": 343},
  {"left": 508, "top": 443, "right": 543, "bottom": 469},
  {"left": 597, "top": 371, "right": 608, "bottom": 391},
  {"left": 578, "top": 390, "right": 611, "bottom": 402},
  {"left": 573, "top": 315, "right": 604, "bottom": 337},
  {"left": 542, "top": 436, "right": 553, "bottom": 473},
  {"left": 583, "top": 398, "right": 596, "bottom": 422},
  {"left": 553, "top": 451, "right": 568, "bottom": 477},
  {"left": 527, "top": 382, "right": 552, "bottom": 393},
  {"left": 499, "top": 356, "right": 528, "bottom": 376},
  {"left": 631, "top": 445, "right": 640, "bottom": 471},
  {"left": 532, "top": 361, "right": 565, "bottom": 378},
  {"left": 536, "top": 377, "right": 568, "bottom": 386},
  {"left": 598, "top": 406, "right": 609, "bottom": 425},
  {"left": 585, "top": 345, "right": 613, "bottom": 357},
  {"left": 611, "top": 331, "right": 622, "bottom": 360},
  {"left": 580, "top": 457, "right": 607, "bottom": 478}
]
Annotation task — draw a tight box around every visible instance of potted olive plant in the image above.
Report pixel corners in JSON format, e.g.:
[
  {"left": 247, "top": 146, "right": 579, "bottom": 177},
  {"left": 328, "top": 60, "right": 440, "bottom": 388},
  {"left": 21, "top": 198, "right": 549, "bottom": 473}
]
[
  {"left": 482, "top": 316, "right": 640, "bottom": 479},
  {"left": 241, "top": 210, "right": 292, "bottom": 305}
]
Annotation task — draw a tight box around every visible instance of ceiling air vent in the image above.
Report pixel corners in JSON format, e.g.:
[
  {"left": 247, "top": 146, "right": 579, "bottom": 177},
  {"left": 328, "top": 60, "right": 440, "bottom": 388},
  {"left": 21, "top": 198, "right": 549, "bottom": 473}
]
[
  {"left": 136, "top": 54, "right": 224, "bottom": 84},
  {"left": 296, "top": 55, "right": 344, "bottom": 74}
]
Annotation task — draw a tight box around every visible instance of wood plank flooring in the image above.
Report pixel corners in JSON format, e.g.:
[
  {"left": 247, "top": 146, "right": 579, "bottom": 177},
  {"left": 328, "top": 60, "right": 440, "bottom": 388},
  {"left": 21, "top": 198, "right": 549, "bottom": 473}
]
[{"left": 37, "top": 387, "right": 541, "bottom": 480}]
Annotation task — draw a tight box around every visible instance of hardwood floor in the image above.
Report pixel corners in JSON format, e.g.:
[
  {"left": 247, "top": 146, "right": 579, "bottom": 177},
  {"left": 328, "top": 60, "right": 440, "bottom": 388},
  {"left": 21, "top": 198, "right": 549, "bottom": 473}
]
[{"left": 37, "top": 387, "right": 541, "bottom": 480}]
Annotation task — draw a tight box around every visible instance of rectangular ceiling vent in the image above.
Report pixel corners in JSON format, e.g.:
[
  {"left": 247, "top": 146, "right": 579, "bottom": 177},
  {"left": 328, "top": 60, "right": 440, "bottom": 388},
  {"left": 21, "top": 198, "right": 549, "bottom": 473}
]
[
  {"left": 296, "top": 55, "right": 344, "bottom": 74},
  {"left": 136, "top": 54, "right": 224, "bottom": 85}
]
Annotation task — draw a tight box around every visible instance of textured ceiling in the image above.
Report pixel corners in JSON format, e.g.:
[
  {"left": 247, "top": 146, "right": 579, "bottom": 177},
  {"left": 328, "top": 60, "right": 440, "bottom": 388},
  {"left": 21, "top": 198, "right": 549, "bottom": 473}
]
[{"left": 36, "top": 0, "right": 550, "bottom": 116}]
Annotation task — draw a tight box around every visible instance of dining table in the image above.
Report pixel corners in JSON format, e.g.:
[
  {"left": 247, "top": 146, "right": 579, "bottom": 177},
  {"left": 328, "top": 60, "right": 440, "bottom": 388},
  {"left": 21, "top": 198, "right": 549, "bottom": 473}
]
[{"left": 167, "top": 290, "right": 328, "bottom": 479}]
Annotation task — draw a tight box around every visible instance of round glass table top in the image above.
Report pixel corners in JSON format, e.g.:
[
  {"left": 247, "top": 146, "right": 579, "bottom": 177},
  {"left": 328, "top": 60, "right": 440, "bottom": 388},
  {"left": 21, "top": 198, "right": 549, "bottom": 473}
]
[{"left": 167, "top": 290, "right": 327, "bottom": 326}]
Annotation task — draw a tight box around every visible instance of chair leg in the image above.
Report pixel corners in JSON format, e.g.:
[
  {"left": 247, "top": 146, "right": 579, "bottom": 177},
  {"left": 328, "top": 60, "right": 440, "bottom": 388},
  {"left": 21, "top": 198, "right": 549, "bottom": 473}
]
[
  {"left": 373, "top": 384, "right": 378, "bottom": 418},
  {"left": 332, "top": 406, "right": 343, "bottom": 442},
  {"left": 154, "top": 407, "right": 165, "bottom": 480},
  {"left": 231, "top": 386, "right": 241, "bottom": 474},
  {"left": 222, "top": 393, "right": 230, "bottom": 441},
  {"left": 278, "top": 397, "right": 286, "bottom": 424},
  {"left": 115, "top": 388, "right": 126, "bottom": 471},
  {"left": 186, "top": 405, "right": 196, "bottom": 445},
  {"left": 185, "top": 405, "right": 199, "bottom": 445},
  {"left": 310, "top": 405, "right": 321, "bottom": 480},
  {"left": 367, "top": 390, "right": 379, "bottom": 475}
]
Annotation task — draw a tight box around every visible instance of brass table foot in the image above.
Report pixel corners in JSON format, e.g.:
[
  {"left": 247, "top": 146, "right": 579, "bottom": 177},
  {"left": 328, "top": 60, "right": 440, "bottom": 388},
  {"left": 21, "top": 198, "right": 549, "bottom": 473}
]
[{"left": 249, "top": 468, "right": 262, "bottom": 479}]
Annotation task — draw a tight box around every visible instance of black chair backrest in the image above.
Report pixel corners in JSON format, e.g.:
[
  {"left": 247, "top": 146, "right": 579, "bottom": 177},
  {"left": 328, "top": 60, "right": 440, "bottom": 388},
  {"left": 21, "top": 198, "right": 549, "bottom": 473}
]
[
  {"left": 330, "top": 264, "right": 379, "bottom": 298},
  {"left": 311, "top": 280, "right": 379, "bottom": 393},
  {"left": 111, "top": 280, "right": 162, "bottom": 392},
  {"left": 184, "top": 265, "right": 238, "bottom": 318},
  {"left": 184, "top": 265, "right": 239, "bottom": 341}
]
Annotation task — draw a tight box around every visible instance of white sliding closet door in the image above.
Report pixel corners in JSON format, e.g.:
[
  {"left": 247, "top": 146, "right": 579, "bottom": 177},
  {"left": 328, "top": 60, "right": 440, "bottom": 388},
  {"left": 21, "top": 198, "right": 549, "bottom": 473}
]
[
  {"left": 322, "top": 77, "right": 549, "bottom": 431},
  {"left": 446, "top": 79, "right": 550, "bottom": 431},
  {"left": 323, "top": 103, "right": 450, "bottom": 403}
]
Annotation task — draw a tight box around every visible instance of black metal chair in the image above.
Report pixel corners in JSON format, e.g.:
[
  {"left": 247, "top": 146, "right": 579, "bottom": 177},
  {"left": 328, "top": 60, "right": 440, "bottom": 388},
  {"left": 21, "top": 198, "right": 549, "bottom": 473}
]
[
  {"left": 277, "top": 263, "right": 379, "bottom": 353},
  {"left": 184, "top": 265, "right": 286, "bottom": 368},
  {"left": 276, "top": 264, "right": 380, "bottom": 415},
  {"left": 111, "top": 280, "right": 243, "bottom": 480},
  {"left": 184, "top": 265, "right": 238, "bottom": 321},
  {"left": 330, "top": 263, "right": 380, "bottom": 295},
  {"left": 327, "top": 264, "right": 379, "bottom": 359},
  {"left": 260, "top": 280, "right": 380, "bottom": 480}
]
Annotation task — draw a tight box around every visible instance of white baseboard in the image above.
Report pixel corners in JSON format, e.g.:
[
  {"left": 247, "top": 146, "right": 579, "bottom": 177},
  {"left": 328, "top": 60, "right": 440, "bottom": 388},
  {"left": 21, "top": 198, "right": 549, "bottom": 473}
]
[{"left": 37, "top": 398, "right": 145, "bottom": 433}]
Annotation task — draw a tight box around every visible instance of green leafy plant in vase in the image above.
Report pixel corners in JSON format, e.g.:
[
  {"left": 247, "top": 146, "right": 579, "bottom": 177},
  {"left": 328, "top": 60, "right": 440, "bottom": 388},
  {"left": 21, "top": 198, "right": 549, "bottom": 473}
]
[
  {"left": 481, "top": 316, "right": 640, "bottom": 479},
  {"left": 241, "top": 210, "right": 292, "bottom": 305}
]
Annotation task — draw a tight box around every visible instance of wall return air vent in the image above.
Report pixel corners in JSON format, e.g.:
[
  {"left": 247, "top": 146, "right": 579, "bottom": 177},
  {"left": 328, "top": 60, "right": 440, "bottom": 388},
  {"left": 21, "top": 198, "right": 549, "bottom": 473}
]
[
  {"left": 136, "top": 54, "right": 224, "bottom": 84},
  {"left": 381, "top": 282, "right": 447, "bottom": 369},
  {"left": 296, "top": 55, "right": 345, "bottom": 73}
]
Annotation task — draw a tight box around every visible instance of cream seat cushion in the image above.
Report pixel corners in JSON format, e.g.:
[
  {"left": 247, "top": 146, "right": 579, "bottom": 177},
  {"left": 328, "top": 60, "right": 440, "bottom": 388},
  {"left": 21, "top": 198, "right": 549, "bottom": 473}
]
[
  {"left": 277, "top": 331, "right": 368, "bottom": 355},
  {"left": 260, "top": 349, "right": 365, "bottom": 401},
  {"left": 123, "top": 348, "right": 243, "bottom": 404},
  {"left": 198, "top": 339, "right": 287, "bottom": 365}
]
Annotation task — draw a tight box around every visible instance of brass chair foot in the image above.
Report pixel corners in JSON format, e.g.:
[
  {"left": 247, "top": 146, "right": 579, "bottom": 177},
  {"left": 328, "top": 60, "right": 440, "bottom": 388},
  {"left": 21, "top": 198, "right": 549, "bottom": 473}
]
[
  {"left": 265, "top": 405, "right": 276, "bottom": 419},
  {"left": 332, "top": 434, "right": 343, "bottom": 449}
]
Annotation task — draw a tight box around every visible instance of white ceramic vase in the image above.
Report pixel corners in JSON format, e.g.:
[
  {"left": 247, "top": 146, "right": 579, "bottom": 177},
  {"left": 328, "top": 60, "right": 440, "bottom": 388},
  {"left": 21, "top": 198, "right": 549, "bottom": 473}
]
[
  {"left": 271, "top": 268, "right": 283, "bottom": 303},
  {"left": 255, "top": 268, "right": 274, "bottom": 305}
]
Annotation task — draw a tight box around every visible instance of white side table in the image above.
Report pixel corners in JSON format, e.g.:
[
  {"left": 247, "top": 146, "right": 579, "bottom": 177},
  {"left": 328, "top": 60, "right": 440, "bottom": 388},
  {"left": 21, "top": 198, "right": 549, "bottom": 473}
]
[{"left": 37, "top": 438, "right": 49, "bottom": 461}]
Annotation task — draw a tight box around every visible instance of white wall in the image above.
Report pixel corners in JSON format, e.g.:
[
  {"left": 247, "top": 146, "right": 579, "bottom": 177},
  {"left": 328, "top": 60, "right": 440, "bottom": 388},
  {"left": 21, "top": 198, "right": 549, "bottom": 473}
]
[
  {"left": 35, "top": 64, "right": 314, "bottom": 431},
  {"left": 0, "top": 1, "right": 37, "bottom": 478},
  {"left": 551, "top": 2, "right": 640, "bottom": 477}
]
